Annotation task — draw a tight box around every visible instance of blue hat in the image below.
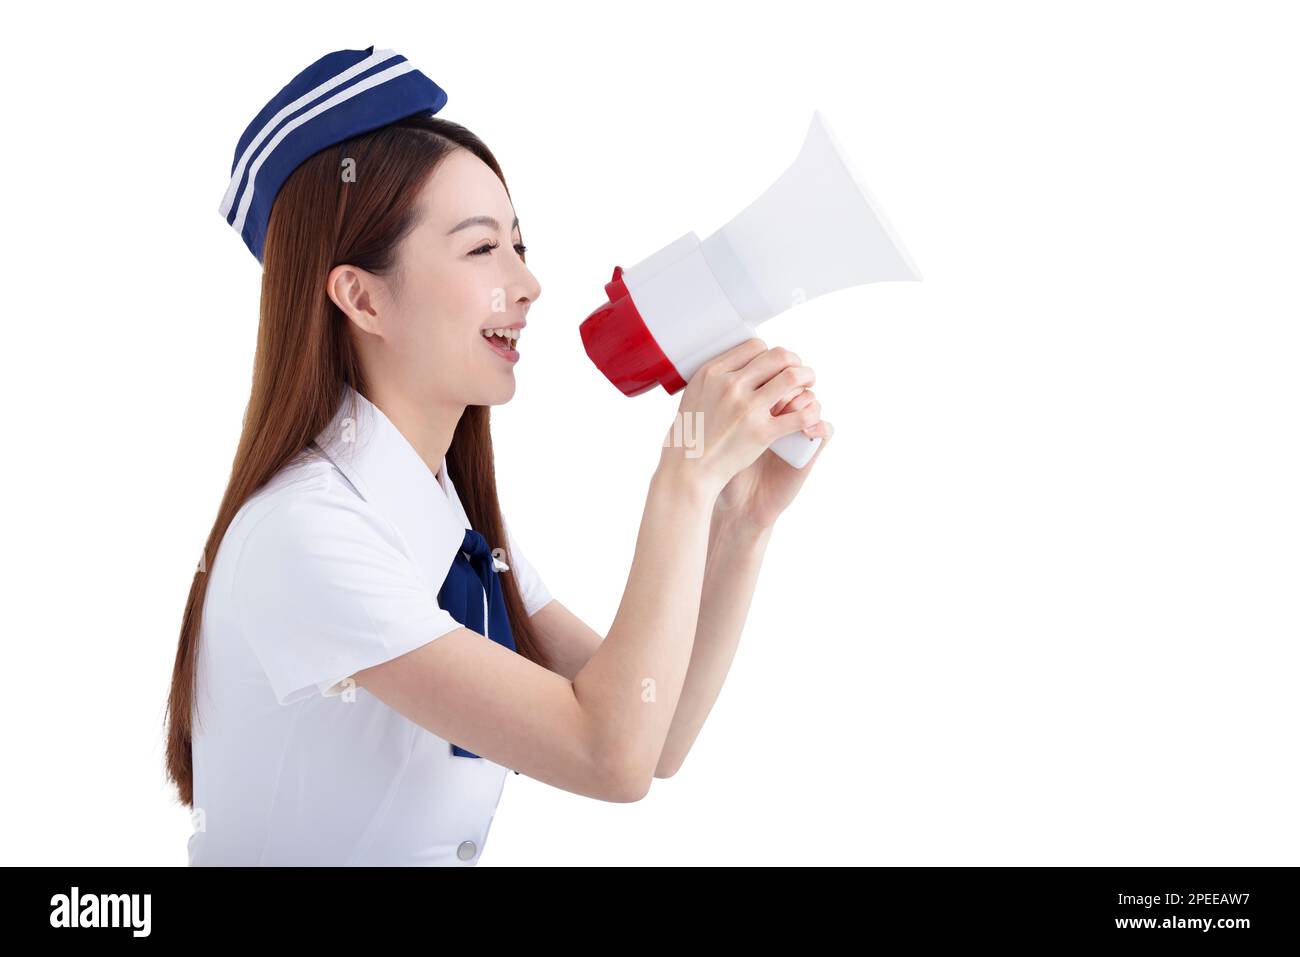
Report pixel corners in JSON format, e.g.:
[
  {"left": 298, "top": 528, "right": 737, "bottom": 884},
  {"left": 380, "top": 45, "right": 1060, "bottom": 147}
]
[{"left": 218, "top": 46, "right": 449, "bottom": 263}]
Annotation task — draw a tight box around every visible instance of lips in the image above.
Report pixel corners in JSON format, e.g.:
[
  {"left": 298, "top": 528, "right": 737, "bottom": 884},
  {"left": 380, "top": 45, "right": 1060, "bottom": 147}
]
[{"left": 481, "top": 327, "right": 520, "bottom": 363}]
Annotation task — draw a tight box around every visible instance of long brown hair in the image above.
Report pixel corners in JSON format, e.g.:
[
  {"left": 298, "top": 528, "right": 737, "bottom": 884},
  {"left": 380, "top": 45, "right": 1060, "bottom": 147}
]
[{"left": 165, "top": 114, "right": 549, "bottom": 807}]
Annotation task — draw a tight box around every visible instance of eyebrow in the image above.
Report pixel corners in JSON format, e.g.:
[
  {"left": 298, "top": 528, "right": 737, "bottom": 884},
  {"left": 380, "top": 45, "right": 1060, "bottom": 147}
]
[{"left": 447, "top": 214, "right": 520, "bottom": 236}]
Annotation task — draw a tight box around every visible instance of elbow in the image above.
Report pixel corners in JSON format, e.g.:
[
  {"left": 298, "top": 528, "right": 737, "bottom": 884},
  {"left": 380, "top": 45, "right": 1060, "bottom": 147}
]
[
  {"left": 579, "top": 705, "right": 655, "bottom": 801},
  {"left": 603, "top": 762, "right": 652, "bottom": 803},
  {"left": 592, "top": 751, "right": 653, "bottom": 803},
  {"left": 611, "top": 774, "right": 652, "bottom": 803},
  {"left": 594, "top": 742, "right": 685, "bottom": 797},
  {"left": 580, "top": 716, "right": 652, "bottom": 802}
]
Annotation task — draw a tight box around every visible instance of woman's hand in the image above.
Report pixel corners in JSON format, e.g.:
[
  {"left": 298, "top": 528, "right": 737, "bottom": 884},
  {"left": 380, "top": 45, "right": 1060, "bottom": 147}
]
[
  {"left": 713, "top": 381, "right": 831, "bottom": 532},
  {"left": 658, "top": 338, "right": 825, "bottom": 504}
]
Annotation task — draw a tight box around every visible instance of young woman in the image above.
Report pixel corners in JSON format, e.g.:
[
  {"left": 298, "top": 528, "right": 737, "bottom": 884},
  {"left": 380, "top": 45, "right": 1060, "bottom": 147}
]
[{"left": 166, "top": 50, "right": 831, "bottom": 866}]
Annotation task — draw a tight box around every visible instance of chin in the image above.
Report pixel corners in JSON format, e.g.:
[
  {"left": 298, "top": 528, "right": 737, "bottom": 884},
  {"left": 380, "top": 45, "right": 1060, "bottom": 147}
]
[{"left": 478, "top": 379, "right": 517, "bottom": 407}]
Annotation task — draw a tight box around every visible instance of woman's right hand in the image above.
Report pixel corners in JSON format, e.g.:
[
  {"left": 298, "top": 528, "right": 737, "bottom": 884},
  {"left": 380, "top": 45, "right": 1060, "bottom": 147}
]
[{"left": 658, "top": 338, "right": 818, "bottom": 495}]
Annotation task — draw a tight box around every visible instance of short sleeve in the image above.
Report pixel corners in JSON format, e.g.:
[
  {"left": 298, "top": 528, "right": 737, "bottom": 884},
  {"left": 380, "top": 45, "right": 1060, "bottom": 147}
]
[
  {"left": 231, "top": 484, "right": 464, "bottom": 705},
  {"left": 503, "top": 519, "right": 553, "bottom": 617}
]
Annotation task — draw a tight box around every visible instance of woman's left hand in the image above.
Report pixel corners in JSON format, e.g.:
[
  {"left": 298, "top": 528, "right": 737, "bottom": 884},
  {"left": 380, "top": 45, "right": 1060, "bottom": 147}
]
[{"left": 712, "top": 387, "right": 832, "bottom": 532}]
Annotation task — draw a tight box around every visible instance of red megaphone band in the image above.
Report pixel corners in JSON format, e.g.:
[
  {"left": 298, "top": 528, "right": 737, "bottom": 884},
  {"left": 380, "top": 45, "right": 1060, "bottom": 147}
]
[{"left": 579, "top": 266, "right": 688, "bottom": 397}]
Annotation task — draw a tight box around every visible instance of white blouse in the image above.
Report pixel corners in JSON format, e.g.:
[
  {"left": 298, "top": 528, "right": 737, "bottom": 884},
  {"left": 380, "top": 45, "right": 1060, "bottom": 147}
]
[{"left": 188, "top": 385, "right": 553, "bottom": 866}]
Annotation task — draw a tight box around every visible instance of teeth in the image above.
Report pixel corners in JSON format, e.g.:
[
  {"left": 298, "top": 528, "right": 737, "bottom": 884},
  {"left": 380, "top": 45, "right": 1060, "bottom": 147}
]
[{"left": 481, "top": 327, "right": 521, "bottom": 343}]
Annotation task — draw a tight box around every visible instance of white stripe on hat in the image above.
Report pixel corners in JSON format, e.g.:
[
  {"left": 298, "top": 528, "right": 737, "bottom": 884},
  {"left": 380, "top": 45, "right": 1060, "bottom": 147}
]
[
  {"left": 229, "top": 60, "right": 418, "bottom": 238},
  {"left": 218, "top": 47, "right": 401, "bottom": 220}
]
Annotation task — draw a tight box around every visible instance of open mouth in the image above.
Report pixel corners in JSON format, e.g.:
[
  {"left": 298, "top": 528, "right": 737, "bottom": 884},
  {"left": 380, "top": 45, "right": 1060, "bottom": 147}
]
[{"left": 481, "top": 326, "right": 520, "bottom": 362}]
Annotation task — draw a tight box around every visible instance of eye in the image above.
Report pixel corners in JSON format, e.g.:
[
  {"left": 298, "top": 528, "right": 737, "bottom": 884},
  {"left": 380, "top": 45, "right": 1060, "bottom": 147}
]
[{"left": 469, "top": 241, "right": 529, "bottom": 260}]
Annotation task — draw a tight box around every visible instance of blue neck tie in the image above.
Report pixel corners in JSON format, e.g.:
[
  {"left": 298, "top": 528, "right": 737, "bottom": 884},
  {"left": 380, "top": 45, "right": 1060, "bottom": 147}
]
[{"left": 437, "top": 528, "right": 517, "bottom": 758}]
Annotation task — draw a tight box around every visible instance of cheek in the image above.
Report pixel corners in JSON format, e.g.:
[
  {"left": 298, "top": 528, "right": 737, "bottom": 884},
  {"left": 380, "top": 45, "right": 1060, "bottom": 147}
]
[
  {"left": 390, "top": 262, "right": 500, "bottom": 364},
  {"left": 401, "top": 294, "right": 480, "bottom": 370},
  {"left": 452, "top": 271, "right": 500, "bottom": 319},
  {"left": 447, "top": 275, "right": 505, "bottom": 346}
]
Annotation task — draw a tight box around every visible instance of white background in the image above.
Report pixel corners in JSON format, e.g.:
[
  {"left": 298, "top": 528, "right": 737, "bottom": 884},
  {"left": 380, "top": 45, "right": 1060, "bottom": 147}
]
[{"left": 1, "top": 0, "right": 1296, "bottom": 866}]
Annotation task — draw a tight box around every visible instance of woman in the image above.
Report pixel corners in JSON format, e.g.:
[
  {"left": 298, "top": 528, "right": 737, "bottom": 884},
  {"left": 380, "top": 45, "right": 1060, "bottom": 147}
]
[{"left": 166, "top": 48, "right": 831, "bottom": 865}]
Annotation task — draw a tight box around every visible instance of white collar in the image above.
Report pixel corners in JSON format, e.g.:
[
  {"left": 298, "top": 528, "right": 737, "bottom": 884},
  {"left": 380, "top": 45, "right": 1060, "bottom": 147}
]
[{"left": 311, "top": 384, "right": 470, "bottom": 591}]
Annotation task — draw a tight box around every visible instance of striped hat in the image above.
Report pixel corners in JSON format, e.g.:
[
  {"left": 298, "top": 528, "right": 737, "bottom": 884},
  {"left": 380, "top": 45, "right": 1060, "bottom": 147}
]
[{"left": 218, "top": 46, "right": 449, "bottom": 263}]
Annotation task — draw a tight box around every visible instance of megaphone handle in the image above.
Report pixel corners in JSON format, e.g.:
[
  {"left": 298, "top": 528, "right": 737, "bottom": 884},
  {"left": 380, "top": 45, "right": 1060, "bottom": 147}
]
[{"left": 768, "top": 431, "right": 822, "bottom": 469}]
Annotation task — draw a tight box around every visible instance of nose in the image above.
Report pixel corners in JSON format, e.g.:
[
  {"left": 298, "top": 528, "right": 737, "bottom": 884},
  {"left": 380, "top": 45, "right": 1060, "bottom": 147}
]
[{"left": 513, "top": 258, "right": 541, "bottom": 310}]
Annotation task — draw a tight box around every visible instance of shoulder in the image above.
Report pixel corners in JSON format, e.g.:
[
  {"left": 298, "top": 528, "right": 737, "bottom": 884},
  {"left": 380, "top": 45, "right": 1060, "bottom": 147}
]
[{"left": 222, "top": 449, "right": 401, "bottom": 583}]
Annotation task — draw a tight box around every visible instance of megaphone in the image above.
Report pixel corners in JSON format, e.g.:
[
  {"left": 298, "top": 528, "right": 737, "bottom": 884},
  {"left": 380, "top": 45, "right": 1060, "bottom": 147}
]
[{"left": 579, "top": 110, "right": 921, "bottom": 469}]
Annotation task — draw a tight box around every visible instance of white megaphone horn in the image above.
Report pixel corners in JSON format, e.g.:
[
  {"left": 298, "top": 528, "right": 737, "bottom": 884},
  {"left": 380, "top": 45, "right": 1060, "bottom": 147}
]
[{"left": 579, "top": 110, "right": 921, "bottom": 468}]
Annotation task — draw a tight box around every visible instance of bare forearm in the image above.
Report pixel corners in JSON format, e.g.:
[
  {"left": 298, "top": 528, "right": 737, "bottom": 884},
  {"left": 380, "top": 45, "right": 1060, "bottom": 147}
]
[
  {"left": 572, "top": 461, "right": 717, "bottom": 794},
  {"left": 655, "top": 512, "right": 773, "bottom": 777}
]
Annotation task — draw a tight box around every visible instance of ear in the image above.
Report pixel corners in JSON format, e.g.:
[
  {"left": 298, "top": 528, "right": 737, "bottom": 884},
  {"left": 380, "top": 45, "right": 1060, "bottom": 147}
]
[{"left": 326, "top": 263, "right": 384, "bottom": 337}]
